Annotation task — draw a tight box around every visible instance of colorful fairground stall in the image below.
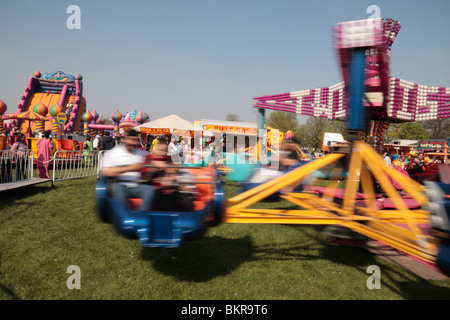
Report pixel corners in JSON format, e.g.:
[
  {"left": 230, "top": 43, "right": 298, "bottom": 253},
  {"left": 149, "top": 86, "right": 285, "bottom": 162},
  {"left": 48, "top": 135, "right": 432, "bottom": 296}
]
[
  {"left": 193, "top": 119, "right": 285, "bottom": 152},
  {"left": 418, "top": 139, "right": 449, "bottom": 154},
  {"left": 383, "top": 139, "right": 419, "bottom": 156},
  {"left": 194, "top": 119, "right": 259, "bottom": 147}
]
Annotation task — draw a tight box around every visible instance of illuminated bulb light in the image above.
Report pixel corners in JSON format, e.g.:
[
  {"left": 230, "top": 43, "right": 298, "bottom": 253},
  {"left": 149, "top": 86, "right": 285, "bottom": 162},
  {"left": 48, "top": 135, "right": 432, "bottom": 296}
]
[{"left": 336, "top": 19, "right": 384, "bottom": 48}]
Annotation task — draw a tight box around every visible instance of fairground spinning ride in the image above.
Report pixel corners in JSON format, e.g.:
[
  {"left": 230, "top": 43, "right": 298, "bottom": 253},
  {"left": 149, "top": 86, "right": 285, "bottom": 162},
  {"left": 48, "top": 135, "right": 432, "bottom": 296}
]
[
  {"left": 252, "top": 19, "right": 450, "bottom": 152},
  {"left": 225, "top": 18, "right": 450, "bottom": 275}
]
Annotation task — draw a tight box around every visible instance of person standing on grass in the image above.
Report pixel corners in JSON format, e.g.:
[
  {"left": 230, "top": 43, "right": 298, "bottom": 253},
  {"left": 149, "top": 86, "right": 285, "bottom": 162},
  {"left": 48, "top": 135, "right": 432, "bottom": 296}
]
[
  {"left": 93, "top": 135, "right": 101, "bottom": 151},
  {"left": 99, "top": 131, "right": 116, "bottom": 151},
  {"left": 11, "top": 133, "right": 29, "bottom": 180},
  {"left": 36, "top": 130, "right": 53, "bottom": 179},
  {"left": 83, "top": 135, "right": 93, "bottom": 163}
]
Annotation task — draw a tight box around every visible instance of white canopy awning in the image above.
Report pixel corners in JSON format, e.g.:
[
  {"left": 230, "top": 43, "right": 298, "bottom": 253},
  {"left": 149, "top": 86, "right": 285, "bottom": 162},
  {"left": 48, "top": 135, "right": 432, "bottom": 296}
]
[{"left": 134, "top": 114, "right": 203, "bottom": 136}]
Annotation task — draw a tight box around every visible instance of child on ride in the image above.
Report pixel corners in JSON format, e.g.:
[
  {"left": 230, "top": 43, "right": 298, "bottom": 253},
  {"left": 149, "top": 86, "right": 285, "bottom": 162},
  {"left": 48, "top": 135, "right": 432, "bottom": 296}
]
[
  {"left": 141, "top": 143, "right": 196, "bottom": 212},
  {"left": 142, "top": 143, "right": 176, "bottom": 187}
]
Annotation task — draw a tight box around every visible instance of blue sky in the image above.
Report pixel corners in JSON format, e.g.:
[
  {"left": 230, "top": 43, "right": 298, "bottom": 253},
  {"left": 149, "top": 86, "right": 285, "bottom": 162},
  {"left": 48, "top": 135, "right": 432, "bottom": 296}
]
[{"left": 0, "top": 0, "right": 449, "bottom": 124}]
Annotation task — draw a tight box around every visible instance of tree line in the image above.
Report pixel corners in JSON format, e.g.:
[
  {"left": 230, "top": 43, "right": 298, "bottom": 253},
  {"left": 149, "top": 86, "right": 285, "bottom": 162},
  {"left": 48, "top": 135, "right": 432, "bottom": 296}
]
[
  {"left": 262, "top": 111, "right": 450, "bottom": 151},
  {"left": 225, "top": 111, "right": 450, "bottom": 151}
]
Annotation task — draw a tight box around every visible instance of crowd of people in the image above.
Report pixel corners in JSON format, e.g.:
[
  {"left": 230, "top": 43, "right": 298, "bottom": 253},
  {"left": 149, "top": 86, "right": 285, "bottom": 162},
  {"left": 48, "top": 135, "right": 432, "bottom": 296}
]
[
  {"left": 143, "top": 134, "right": 224, "bottom": 165},
  {"left": 4, "top": 122, "right": 449, "bottom": 203},
  {"left": 99, "top": 128, "right": 334, "bottom": 211},
  {"left": 1, "top": 127, "right": 54, "bottom": 180},
  {"left": 0, "top": 124, "right": 126, "bottom": 182},
  {"left": 101, "top": 129, "right": 216, "bottom": 212},
  {"left": 382, "top": 149, "right": 447, "bottom": 175}
]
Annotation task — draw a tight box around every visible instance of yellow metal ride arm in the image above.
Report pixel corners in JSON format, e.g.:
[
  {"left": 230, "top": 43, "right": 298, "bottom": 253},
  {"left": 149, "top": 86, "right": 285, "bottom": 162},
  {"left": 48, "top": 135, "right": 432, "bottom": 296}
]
[{"left": 225, "top": 141, "right": 437, "bottom": 264}]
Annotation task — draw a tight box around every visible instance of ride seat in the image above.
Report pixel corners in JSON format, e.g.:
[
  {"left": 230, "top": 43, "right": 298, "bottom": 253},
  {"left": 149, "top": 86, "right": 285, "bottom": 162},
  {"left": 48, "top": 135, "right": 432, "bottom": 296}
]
[
  {"left": 61, "top": 139, "right": 75, "bottom": 151},
  {"left": 192, "top": 184, "right": 212, "bottom": 211},
  {"left": 193, "top": 200, "right": 205, "bottom": 211},
  {"left": 128, "top": 198, "right": 144, "bottom": 210},
  {"left": 189, "top": 167, "right": 215, "bottom": 211}
]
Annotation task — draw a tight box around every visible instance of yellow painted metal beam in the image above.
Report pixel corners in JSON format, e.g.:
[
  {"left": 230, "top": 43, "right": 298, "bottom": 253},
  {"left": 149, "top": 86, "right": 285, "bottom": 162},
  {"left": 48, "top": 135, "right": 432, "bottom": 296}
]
[
  {"left": 223, "top": 141, "right": 438, "bottom": 264},
  {"left": 356, "top": 142, "right": 427, "bottom": 242},
  {"left": 283, "top": 193, "right": 350, "bottom": 216},
  {"left": 225, "top": 207, "right": 437, "bottom": 263},
  {"left": 355, "top": 141, "right": 427, "bottom": 203},
  {"left": 340, "top": 220, "right": 437, "bottom": 263},
  {"left": 360, "top": 166, "right": 378, "bottom": 211},
  {"left": 342, "top": 145, "right": 363, "bottom": 213},
  {"left": 227, "top": 153, "right": 344, "bottom": 206}
]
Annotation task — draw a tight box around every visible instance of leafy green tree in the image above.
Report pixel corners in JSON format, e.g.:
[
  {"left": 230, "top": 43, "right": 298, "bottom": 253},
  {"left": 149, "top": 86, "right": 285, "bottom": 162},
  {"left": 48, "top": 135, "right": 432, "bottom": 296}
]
[
  {"left": 225, "top": 113, "right": 241, "bottom": 121},
  {"left": 265, "top": 111, "right": 303, "bottom": 142},
  {"left": 396, "top": 122, "right": 429, "bottom": 140},
  {"left": 422, "top": 119, "right": 450, "bottom": 139},
  {"left": 266, "top": 112, "right": 347, "bottom": 149},
  {"left": 386, "top": 123, "right": 402, "bottom": 143},
  {"left": 301, "top": 117, "right": 329, "bottom": 150},
  {"left": 266, "top": 111, "right": 301, "bottom": 132}
]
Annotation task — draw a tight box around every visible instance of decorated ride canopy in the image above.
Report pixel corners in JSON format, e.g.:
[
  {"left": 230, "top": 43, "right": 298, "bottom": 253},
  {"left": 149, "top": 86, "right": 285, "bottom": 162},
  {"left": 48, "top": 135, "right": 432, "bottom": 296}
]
[
  {"left": 80, "top": 109, "right": 150, "bottom": 136},
  {"left": 33, "top": 70, "right": 82, "bottom": 97},
  {"left": 3, "top": 110, "right": 52, "bottom": 136},
  {"left": 118, "top": 109, "right": 149, "bottom": 128},
  {"left": 4, "top": 110, "right": 50, "bottom": 121},
  {"left": 6, "top": 70, "right": 85, "bottom": 134},
  {"left": 253, "top": 18, "right": 450, "bottom": 124},
  {"left": 40, "top": 70, "right": 77, "bottom": 82},
  {"left": 121, "top": 109, "right": 148, "bottom": 124}
]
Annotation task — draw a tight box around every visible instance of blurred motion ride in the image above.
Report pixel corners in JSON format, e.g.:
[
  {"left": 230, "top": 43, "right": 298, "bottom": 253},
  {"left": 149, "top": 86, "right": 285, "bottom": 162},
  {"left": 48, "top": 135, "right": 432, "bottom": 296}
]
[
  {"left": 227, "top": 17, "right": 450, "bottom": 276},
  {"left": 94, "top": 17, "right": 450, "bottom": 278}
]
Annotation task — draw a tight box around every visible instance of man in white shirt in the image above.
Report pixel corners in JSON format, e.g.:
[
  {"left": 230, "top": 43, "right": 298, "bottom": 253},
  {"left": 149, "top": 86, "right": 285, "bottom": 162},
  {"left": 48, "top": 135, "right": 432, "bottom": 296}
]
[
  {"left": 167, "top": 137, "right": 181, "bottom": 163},
  {"left": 102, "top": 129, "right": 153, "bottom": 211},
  {"left": 167, "top": 137, "right": 177, "bottom": 155},
  {"left": 382, "top": 151, "right": 392, "bottom": 166},
  {"left": 93, "top": 135, "right": 100, "bottom": 150}
]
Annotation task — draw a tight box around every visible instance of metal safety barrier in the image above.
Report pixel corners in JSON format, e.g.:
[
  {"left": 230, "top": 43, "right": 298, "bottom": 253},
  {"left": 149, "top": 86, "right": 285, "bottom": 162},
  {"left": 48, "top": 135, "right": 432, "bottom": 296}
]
[
  {"left": 0, "top": 148, "right": 102, "bottom": 190},
  {"left": 51, "top": 150, "right": 101, "bottom": 182},
  {"left": 0, "top": 149, "right": 34, "bottom": 183}
]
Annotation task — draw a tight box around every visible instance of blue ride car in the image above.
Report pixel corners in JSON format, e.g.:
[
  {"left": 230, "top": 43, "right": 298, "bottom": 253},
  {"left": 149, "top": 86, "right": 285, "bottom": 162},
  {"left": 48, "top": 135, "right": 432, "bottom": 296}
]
[{"left": 96, "top": 167, "right": 225, "bottom": 248}]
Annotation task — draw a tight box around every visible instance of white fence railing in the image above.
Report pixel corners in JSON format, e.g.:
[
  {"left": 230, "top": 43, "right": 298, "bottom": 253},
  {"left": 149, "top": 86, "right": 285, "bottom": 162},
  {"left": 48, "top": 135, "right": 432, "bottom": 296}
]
[
  {"left": 0, "top": 149, "right": 34, "bottom": 183},
  {"left": 51, "top": 150, "right": 101, "bottom": 182},
  {"left": 0, "top": 149, "right": 101, "bottom": 186}
]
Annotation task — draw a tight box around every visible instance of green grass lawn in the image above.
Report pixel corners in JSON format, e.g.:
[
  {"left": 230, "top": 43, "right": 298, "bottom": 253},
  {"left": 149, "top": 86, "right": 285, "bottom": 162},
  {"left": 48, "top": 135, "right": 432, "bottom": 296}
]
[{"left": 1, "top": 176, "right": 450, "bottom": 300}]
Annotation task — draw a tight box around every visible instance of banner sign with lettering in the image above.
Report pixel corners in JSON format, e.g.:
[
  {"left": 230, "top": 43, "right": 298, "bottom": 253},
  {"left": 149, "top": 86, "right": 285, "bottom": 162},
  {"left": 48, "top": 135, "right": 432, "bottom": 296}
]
[
  {"left": 418, "top": 140, "right": 448, "bottom": 150},
  {"left": 140, "top": 127, "right": 202, "bottom": 137},
  {"left": 205, "top": 125, "right": 257, "bottom": 135},
  {"left": 140, "top": 127, "right": 171, "bottom": 135}
]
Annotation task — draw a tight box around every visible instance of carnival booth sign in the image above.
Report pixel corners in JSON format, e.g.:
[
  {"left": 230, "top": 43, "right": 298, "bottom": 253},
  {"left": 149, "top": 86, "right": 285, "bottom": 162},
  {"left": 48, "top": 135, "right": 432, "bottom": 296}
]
[
  {"left": 419, "top": 140, "right": 448, "bottom": 151},
  {"left": 205, "top": 125, "right": 257, "bottom": 135},
  {"left": 57, "top": 112, "right": 67, "bottom": 125},
  {"left": 134, "top": 114, "right": 203, "bottom": 137}
]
